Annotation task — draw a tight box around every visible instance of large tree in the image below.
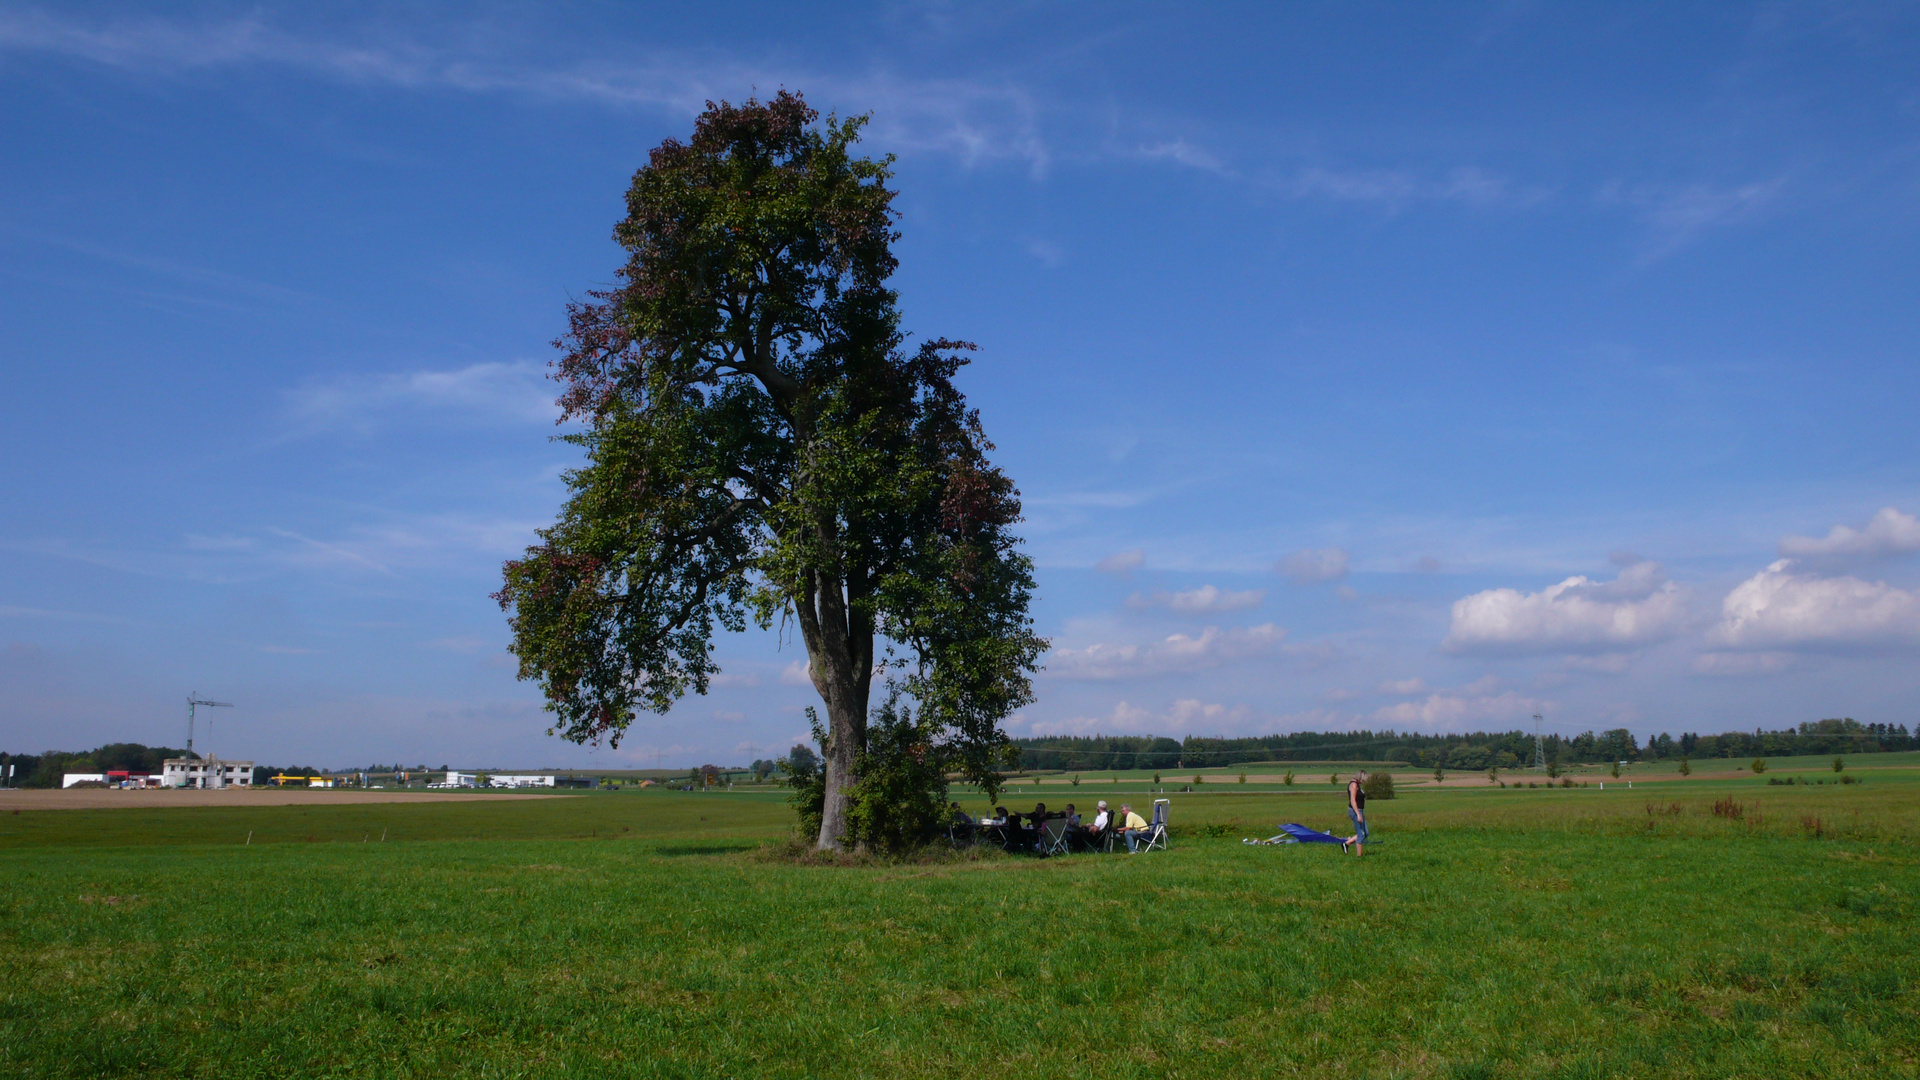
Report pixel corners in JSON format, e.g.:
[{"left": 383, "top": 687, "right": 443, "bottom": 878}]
[{"left": 496, "top": 92, "right": 1044, "bottom": 849}]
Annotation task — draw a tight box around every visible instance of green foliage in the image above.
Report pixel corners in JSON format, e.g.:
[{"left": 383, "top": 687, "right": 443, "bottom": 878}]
[
  {"left": 1611, "top": 761, "right": 1622, "bottom": 779},
  {"left": 1679, "top": 755, "right": 1692, "bottom": 776},
  {"left": 1833, "top": 756, "right": 1845, "bottom": 773},
  {"left": 834, "top": 698, "right": 951, "bottom": 853},
  {"left": 1362, "top": 772, "right": 1396, "bottom": 801},
  {"left": 1753, "top": 758, "right": 1768, "bottom": 774},
  {"left": 494, "top": 93, "right": 1043, "bottom": 845},
  {"left": 1282, "top": 769, "right": 1295, "bottom": 786},
  {"left": 1433, "top": 763, "right": 1446, "bottom": 783}
]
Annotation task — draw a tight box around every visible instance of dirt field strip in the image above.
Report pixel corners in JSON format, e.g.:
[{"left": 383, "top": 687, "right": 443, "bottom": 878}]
[{"left": 0, "top": 789, "right": 580, "bottom": 810}]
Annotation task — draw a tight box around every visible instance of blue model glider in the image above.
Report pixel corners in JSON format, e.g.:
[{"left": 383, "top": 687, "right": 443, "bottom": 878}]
[{"left": 1279, "top": 823, "right": 1344, "bottom": 844}]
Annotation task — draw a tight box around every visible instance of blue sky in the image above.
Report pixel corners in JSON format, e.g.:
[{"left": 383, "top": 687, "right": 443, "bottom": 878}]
[{"left": 4, "top": 2, "right": 1918, "bottom": 769}]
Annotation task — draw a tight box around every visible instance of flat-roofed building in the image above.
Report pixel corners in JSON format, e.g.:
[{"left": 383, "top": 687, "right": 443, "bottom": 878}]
[
  {"left": 488, "top": 774, "right": 556, "bottom": 788},
  {"left": 162, "top": 758, "right": 255, "bottom": 789}
]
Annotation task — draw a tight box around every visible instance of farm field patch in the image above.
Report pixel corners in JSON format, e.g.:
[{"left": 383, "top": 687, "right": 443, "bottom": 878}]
[{"left": 3, "top": 773, "right": 1917, "bottom": 1078}]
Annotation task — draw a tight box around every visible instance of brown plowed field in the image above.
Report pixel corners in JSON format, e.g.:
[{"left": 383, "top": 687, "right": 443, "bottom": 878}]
[{"left": 0, "top": 789, "right": 576, "bottom": 810}]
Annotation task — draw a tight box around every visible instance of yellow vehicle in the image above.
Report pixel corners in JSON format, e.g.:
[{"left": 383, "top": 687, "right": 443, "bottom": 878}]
[{"left": 270, "top": 774, "right": 333, "bottom": 788}]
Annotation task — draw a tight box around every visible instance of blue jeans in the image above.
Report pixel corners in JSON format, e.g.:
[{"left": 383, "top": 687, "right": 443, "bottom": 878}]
[
  {"left": 1126, "top": 829, "right": 1145, "bottom": 852},
  {"left": 1349, "top": 808, "right": 1369, "bottom": 844}
]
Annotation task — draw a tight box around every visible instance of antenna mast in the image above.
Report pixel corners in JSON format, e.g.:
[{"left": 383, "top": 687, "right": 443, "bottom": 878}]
[
  {"left": 1533, "top": 713, "right": 1547, "bottom": 772},
  {"left": 186, "top": 692, "right": 234, "bottom": 757}
]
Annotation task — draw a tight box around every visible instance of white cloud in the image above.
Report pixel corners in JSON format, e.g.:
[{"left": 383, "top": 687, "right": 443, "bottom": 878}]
[
  {"left": 1691, "top": 651, "right": 1802, "bottom": 677},
  {"left": 1280, "top": 166, "right": 1534, "bottom": 211},
  {"left": 1443, "top": 561, "right": 1689, "bottom": 654},
  {"left": 1604, "top": 178, "right": 1787, "bottom": 258},
  {"left": 0, "top": 10, "right": 1051, "bottom": 172},
  {"left": 1045, "top": 623, "right": 1288, "bottom": 680},
  {"left": 1371, "top": 689, "right": 1547, "bottom": 729},
  {"left": 1128, "top": 585, "right": 1264, "bottom": 614},
  {"left": 1095, "top": 548, "right": 1145, "bottom": 575},
  {"left": 1376, "top": 678, "right": 1427, "bottom": 695},
  {"left": 286, "top": 361, "right": 558, "bottom": 432},
  {"left": 707, "top": 672, "right": 762, "bottom": 689},
  {"left": 1017, "top": 698, "right": 1264, "bottom": 738},
  {"left": 1713, "top": 560, "right": 1920, "bottom": 650},
  {"left": 1779, "top": 508, "right": 1920, "bottom": 561},
  {"left": 1139, "top": 139, "right": 1226, "bottom": 174},
  {"left": 1015, "top": 700, "right": 1157, "bottom": 737},
  {"left": 779, "top": 661, "right": 813, "bottom": 686},
  {"left": 1278, "top": 547, "right": 1350, "bottom": 584},
  {"left": 1561, "top": 654, "right": 1633, "bottom": 674}
]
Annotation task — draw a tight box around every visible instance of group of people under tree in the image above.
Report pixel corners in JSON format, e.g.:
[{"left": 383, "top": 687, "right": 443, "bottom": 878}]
[{"left": 950, "top": 799, "right": 1156, "bottom": 853}]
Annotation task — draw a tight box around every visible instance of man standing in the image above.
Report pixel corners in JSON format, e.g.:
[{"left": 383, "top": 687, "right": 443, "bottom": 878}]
[{"left": 1343, "top": 770, "right": 1369, "bottom": 857}]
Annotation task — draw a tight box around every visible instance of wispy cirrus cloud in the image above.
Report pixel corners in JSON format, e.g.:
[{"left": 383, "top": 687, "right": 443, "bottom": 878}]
[
  {"left": 1277, "top": 547, "right": 1349, "bottom": 584},
  {"left": 1045, "top": 623, "right": 1287, "bottom": 680},
  {"left": 1128, "top": 584, "right": 1264, "bottom": 614},
  {"left": 0, "top": 8, "right": 1051, "bottom": 172},
  {"left": 1603, "top": 177, "right": 1788, "bottom": 259},
  {"left": 1279, "top": 165, "right": 1541, "bottom": 211},
  {"left": 283, "top": 361, "right": 559, "bottom": 434}
]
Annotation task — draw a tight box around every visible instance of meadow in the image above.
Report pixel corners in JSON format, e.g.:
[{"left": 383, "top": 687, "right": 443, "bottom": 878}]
[{"left": 2, "top": 763, "right": 1916, "bottom": 1078}]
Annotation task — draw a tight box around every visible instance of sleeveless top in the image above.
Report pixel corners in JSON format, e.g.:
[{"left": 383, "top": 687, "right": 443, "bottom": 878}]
[{"left": 1349, "top": 779, "right": 1366, "bottom": 811}]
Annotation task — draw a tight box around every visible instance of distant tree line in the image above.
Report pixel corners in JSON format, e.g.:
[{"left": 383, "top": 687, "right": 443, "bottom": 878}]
[
  {"left": 1011, "top": 718, "right": 1913, "bottom": 771},
  {"left": 0, "top": 743, "right": 191, "bottom": 788},
  {"left": 0, "top": 744, "right": 355, "bottom": 787}
]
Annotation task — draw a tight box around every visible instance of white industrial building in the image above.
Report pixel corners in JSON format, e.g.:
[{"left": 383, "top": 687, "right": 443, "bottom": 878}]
[
  {"left": 162, "top": 757, "right": 254, "bottom": 789},
  {"left": 62, "top": 773, "right": 108, "bottom": 787},
  {"left": 488, "top": 774, "right": 556, "bottom": 788},
  {"left": 432, "top": 771, "right": 478, "bottom": 788}
]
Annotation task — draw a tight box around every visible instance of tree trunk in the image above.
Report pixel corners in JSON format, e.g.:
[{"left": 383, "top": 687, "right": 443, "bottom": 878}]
[
  {"left": 816, "top": 691, "right": 863, "bottom": 850},
  {"left": 794, "top": 568, "right": 872, "bottom": 851}
]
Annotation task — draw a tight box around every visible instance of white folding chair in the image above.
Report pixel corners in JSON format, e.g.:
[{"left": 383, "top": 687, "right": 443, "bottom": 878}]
[{"left": 1137, "top": 799, "right": 1170, "bottom": 852}]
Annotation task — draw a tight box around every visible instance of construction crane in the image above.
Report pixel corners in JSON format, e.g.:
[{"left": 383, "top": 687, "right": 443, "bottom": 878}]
[{"left": 186, "top": 692, "right": 233, "bottom": 758}]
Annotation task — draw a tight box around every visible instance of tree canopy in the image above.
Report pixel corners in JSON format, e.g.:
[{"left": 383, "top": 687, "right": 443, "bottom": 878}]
[{"left": 496, "top": 92, "right": 1044, "bottom": 849}]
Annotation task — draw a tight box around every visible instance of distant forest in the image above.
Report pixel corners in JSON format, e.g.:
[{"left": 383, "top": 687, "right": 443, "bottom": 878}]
[{"left": 1011, "top": 718, "right": 1914, "bottom": 772}]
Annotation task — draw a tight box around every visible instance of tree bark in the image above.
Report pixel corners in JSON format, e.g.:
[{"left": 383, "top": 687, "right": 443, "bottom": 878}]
[{"left": 794, "top": 568, "right": 872, "bottom": 850}]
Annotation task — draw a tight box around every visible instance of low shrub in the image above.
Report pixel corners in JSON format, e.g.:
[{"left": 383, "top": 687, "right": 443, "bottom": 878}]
[{"left": 1712, "top": 796, "right": 1745, "bottom": 820}]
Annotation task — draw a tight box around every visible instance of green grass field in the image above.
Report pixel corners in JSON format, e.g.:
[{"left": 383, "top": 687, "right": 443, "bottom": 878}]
[{"left": 3, "top": 766, "right": 1917, "bottom": 1078}]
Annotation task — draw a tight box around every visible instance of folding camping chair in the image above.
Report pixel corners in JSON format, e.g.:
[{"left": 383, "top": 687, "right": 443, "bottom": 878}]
[
  {"left": 1040, "top": 816, "right": 1072, "bottom": 856},
  {"left": 1135, "top": 799, "right": 1170, "bottom": 852}
]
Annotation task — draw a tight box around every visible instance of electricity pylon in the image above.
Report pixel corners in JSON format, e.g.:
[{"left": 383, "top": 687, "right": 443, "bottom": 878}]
[{"left": 1533, "top": 713, "right": 1547, "bottom": 772}]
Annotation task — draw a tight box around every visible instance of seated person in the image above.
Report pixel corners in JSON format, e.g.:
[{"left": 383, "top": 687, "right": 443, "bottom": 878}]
[
  {"left": 1118, "top": 803, "right": 1151, "bottom": 853},
  {"left": 989, "top": 806, "right": 1011, "bottom": 825},
  {"left": 948, "top": 801, "right": 972, "bottom": 825},
  {"left": 1084, "top": 800, "right": 1112, "bottom": 846},
  {"left": 1061, "top": 803, "right": 1087, "bottom": 850}
]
